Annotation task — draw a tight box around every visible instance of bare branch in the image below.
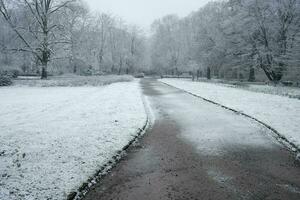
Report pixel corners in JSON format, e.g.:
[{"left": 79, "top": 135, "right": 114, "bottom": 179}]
[
  {"left": 50, "top": 0, "right": 74, "bottom": 14},
  {"left": 24, "top": 0, "right": 44, "bottom": 27}
]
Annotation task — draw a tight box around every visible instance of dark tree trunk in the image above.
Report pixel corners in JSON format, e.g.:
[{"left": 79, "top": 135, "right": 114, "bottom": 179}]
[
  {"left": 260, "top": 62, "right": 283, "bottom": 83},
  {"left": 73, "top": 65, "right": 77, "bottom": 74},
  {"left": 98, "top": 51, "right": 103, "bottom": 72},
  {"left": 118, "top": 57, "right": 123, "bottom": 75},
  {"left": 207, "top": 67, "right": 211, "bottom": 80},
  {"left": 197, "top": 69, "right": 201, "bottom": 80},
  {"left": 111, "top": 64, "right": 115, "bottom": 74},
  {"left": 40, "top": 49, "right": 49, "bottom": 79},
  {"left": 248, "top": 67, "right": 255, "bottom": 82},
  {"left": 41, "top": 65, "right": 47, "bottom": 79}
]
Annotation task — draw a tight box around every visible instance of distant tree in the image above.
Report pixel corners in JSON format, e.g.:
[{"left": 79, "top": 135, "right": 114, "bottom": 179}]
[
  {"left": 149, "top": 0, "right": 300, "bottom": 83},
  {"left": 235, "top": 0, "right": 299, "bottom": 82},
  {"left": 60, "top": 0, "right": 88, "bottom": 73}
]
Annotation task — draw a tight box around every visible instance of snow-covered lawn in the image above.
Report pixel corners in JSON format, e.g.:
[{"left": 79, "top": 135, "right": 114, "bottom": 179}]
[
  {"left": 0, "top": 80, "right": 147, "bottom": 200},
  {"left": 242, "top": 84, "right": 300, "bottom": 99},
  {"left": 195, "top": 78, "right": 300, "bottom": 99},
  {"left": 160, "top": 78, "right": 300, "bottom": 150},
  {"left": 14, "top": 74, "right": 133, "bottom": 87}
]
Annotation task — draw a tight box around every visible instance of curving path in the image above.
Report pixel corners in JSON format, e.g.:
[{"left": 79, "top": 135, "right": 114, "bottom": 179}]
[{"left": 83, "top": 78, "right": 300, "bottom": 200}]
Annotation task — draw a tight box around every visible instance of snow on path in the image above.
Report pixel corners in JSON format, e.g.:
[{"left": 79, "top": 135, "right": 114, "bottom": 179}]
[
  {"left": 160, "top": 79, "right": 300, "bottom": 150},
  {"left": 0, "top": 80, "right": 147, "bottom": 200}
]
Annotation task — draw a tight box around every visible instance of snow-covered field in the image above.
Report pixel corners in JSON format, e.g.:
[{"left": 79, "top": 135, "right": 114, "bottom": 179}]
[
  {"left": 14, "top": 74, "right": 133, "bottom": 87},
  {"left": 0, "top": 80, "right": 147, "bottom": 200},
  {"left": 243, "top": 84, "right": 300, "bottom": 99},
  {"left": 196, "top": 78, "right": 300, "bottom": 99},
  {"left": 160, "top": 78, "right": 300, "bottom": 150}
]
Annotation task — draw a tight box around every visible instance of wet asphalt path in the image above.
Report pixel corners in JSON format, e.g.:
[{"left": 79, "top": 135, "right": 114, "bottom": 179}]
[{"left": 83, "top": 79, "right": 300, "bottom": 200}]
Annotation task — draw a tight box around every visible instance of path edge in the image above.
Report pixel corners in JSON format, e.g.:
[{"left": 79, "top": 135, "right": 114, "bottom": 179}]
[
  {"left": 160, "top": 81, "right": 300, "bottom": 154},
  {"left": 67, "top": 88, "right": 153, "bottom": 200}
]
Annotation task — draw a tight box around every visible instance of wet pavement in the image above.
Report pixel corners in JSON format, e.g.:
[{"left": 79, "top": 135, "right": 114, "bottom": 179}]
[{"left": 83, "top": 79, "right": 300, "bottom": 200}]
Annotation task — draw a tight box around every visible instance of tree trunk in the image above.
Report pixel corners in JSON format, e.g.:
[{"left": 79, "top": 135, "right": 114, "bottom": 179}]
[
  {"left": 41, "top": 64, "right": 47, "bottom": 79},
  {"left": 118, "top": 57, "right": 123, "bottom": 75},
  {"left": 41, "top": 13, "right": 49, "bottom": 80},
  {"left": 207, "top": 67, "right": 211, "bottom": 80},
  {"left": 248, "top": 67, "right": 255, "bottom": 82},
  {"left": 98, "top": 51, "right": 103, "bottom": 72},
  {"left": 197, "top": 69, "right": 200, "bottom": 80},
  {"left": 111, "top": 64, "right": 115, "bottom": 74},
  {"left": 73, "top": 65, "right": 77, "bottom": 74},
  {"left": 40, "top": 48, "right": 49, "bottom": 79}
]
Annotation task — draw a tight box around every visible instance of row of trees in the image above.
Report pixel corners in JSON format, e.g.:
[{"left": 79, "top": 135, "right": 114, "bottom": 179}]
[
  {"left": 150, "top": 0, "right": 300, "bottom": 82},
  {"left": 0, "top": 0, "right": 147, "bottom": 79}
]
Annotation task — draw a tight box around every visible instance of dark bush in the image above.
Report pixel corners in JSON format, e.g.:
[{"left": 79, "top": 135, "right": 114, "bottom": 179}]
[
  {"left": 134, "top": 73, "right": 145, "bottom": 78},
  {"left": 11, "top": 69, "right": 19, "bottom": 78},
  {"left": 0, "top": 75, "right": 13, "bottom": 86},
  {"left": 79, "top": 66, "right": 93, "bottom": 76},
  {"left": 0, "top": 68, "right": 20, "bottom": 78},
  {"left": 281, "top": 81, "right": 293, "bottom": 87}
]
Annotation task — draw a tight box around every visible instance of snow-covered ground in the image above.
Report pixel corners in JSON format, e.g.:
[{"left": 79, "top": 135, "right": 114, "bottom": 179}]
[
  {"left": 242, "top": 84, "right": 300, "bottom": 99},
  {"left": 160, "top": 78, "right": 300, "bottom": 150},
  {"left": 14, "top": 74, "right": 133, "bottom": 87},
  {"left": 0, "top": 80, "right": 147, "bottom": 200},
  {"left": 195, "top": 78, "right": 300, "bottom": 99}
]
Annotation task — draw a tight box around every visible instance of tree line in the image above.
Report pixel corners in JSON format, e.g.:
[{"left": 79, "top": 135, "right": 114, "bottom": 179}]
[
  {"left": 150, "top": 0, "right": 300, "bottom": 83},
  {"left": 1, "top": 0, "right": 300, "bottom": 83},
  {"left": 0, "top": 0, "right": 147, "bottom": 79}
]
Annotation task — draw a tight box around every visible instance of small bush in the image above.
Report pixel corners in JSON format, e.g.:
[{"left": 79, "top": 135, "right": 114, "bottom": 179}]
[
  {"left": 79, "top": 67, "right": 93, "bottom": 76},
  {"left": 93, "top": 70, "right": 106, "bottom": 76},
  {"left": 281, "top": 81, "right": 293, "bottom": 87},
  {"left": 134, "top": 73, "right": 145, "bottom": 78},
  {"left": 10, "top": 69, "right": 20, "bottom": 78},
  {"left": 0, "top": 68, "right": 20, "bottom": 78},
  {"left": 0, "top": 75, "right": 13, "bottom": 86}
]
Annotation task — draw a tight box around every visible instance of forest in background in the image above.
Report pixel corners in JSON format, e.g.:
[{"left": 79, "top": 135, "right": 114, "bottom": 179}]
[
  {"left": 0, "top": 0, "right": 147, "bottom": 79},
  {"left": 150, "top": 0, "right": 300, "bottom": 83},
  {"left": 0, "top": 0, "right": 300, "bottom": 84}
]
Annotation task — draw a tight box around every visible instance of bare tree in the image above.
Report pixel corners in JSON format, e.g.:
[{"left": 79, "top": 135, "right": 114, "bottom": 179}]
[
  {"left": 0, "top": 0, "right": 74, "bottom": 79},
  {"left": 149, "top": 0, "right": 300, "bottom": 82}
]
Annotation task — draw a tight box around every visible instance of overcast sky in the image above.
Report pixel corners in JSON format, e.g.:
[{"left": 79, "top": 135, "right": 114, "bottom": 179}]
[{"left": 84, "top": 0, "right": 212, "bottom": 30}]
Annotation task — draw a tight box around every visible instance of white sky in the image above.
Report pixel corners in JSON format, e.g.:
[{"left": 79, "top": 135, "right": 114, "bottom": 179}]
[{"left": 84, "top": 0, "right": 212, "bottom": 30}]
